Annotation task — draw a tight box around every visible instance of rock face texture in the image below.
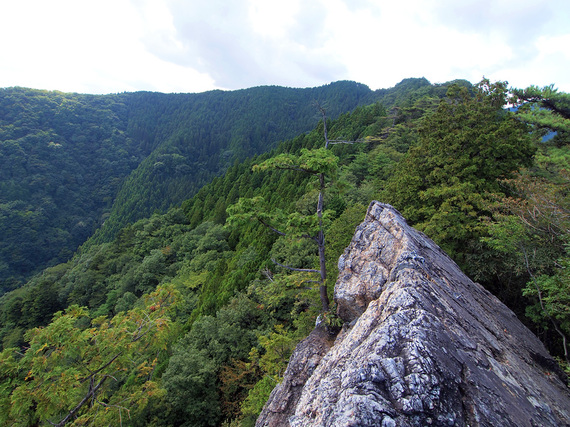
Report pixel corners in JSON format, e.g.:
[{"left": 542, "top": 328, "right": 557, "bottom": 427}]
[{"left": 257, "top": 201, "right": 570, "bottom": 427}]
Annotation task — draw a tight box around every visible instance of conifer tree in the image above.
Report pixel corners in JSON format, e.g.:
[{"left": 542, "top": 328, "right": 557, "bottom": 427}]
[
  {"left": 510, "top": 84, "right": 570, "bottom": 133},
  {"left": 384, "top": 79, "right": 535, "bottom": 261},
  {"left": 227, "top": 105, "right": 359, "bottom": 313},
  {"left": 484, "top": 84, "right": 570, "bottom": 363}
]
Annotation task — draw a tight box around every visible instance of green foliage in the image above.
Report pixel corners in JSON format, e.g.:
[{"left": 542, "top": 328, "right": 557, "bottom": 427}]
[
  {"left": 0, "top": 78, "right": 458, "bottom": 294},
  {"left": 163, "top": 349, "right": 220, "bottom": 426},
  {"left": 240, "top": 375, "right": 276, "bottom": 423},
  {"left": 247, "top": 271, "right": 320, "bottom": 328},
  {"left": 524, "top": 251, "right": 570, "bottom": 337},
  {"left": 481, "top": 83, "right": 570, "bottom": 360},
  {"left": 254, "top": 148, "right": 339, "bottom": 177},
  {"left": 162, "top": 295, "right": 267, "bottom": 427},
  {"left": 218, "top": 358, "right": 262, "bottom": 423},
  {"left": 325, "top": 203, "right": 368, "bottom": 273},
  {"left": 0, "top": 83, "right": 376, "bottom": 289},
  {"left": 90, "top": 82, "right": 376, "bottom": 245},
  {"left": 510, "top": 84, "right": 570, "bottom": 133},
  {"left": 384, "top": 80, "right": 535, "bottom": 263},
  {"left": 229, "top": 108, "right": 352, "bottom": 313},
  {"left": 0, "top": 211, "right": 234, "bottom": 344},
  {"left": 483, "top": 173, "right": 567, "bottom": 280},
  {"left": 0, "top": 88, "right": 140, "bottom": 291},
  {"left": 0, "top": 77, "right": 492, "bottom": 426},
  {"left": 241, "top": 324, "right": 298, "bottom": 421},
  {"left": 255, "top": 324, "right": 296, "bottom": 381},
  {"left": 0, "top": 286, "right": 177, "bottom": 426}
]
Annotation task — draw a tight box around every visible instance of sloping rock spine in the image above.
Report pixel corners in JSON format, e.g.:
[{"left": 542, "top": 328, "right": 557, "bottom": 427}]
[{"left": 257, "top": 201, "right": 570, "bottom": 427}]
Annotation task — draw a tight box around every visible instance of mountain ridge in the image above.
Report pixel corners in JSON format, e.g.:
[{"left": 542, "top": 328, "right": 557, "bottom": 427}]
[
  {"left": 1, "top": 78, "right": 569, "bottom": 426},
  {"left": 258, "top": 202, "right": 570, "bottom": 426},
  {"left": 0, "top": 80, "right": 385, "bottom": 289}
]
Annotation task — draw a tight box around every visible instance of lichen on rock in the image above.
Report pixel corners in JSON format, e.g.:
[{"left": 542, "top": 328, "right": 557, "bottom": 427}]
[{"left": 257, "top": 202, "right": 570, "bottom": 427}]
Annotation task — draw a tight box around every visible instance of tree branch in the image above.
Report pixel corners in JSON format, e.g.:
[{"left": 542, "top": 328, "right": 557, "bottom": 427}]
[
  {"left": 260, "top": 267, "right": 274, "bottom": 282},
  {"left": 55, "top": 375, "right": 111, "bottom": 426},
  {"left": 94, "top": 397, "right": 131, "bottom": 426},
  {"left": 271, "top": 164, "right": 320, "bottom": 175},
  {"left": 271, "top": 259, "right": 320, "bottom": 274},
  {"left": 80, "top": 352, "right": 122, "bottom": 384},
  {"left": 314, "top": 102, "right": 330, "bottom": 149},
  {"left": 327, "top": 138, "right": 367, "bottom": 145},
  {"left": 257, "top": 218, "right": 286, "bottom": 236}
]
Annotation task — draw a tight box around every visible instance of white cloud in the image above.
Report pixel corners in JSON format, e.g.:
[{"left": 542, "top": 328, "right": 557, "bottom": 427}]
[
  {"left": 146, "top": 0, "right": 346, "bottom": 89},
  {"left": 0, "top": 0, "right": 215, "bottom": 93},
  {"left": 248, "top": 0, "right": 301, "bottom": 39},
  {"left": 0, "top": 0, "right": 569, "bottom": 93},
  {"left": 496, "top": 33, "right": 570, "bottom": 90}
]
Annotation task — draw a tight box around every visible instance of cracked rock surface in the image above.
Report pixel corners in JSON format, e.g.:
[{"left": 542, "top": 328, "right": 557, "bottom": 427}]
[{"left": 257, "top": 201, "right": 570, "bottom": 427}]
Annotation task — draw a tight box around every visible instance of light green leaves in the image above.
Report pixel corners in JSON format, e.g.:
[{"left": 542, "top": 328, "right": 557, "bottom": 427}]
[
  {"left": 0, "top": 286, "right": 177, "bottom": 426},
  {"left": 253, "top": 148, "right": 339, "bottom": 178}
]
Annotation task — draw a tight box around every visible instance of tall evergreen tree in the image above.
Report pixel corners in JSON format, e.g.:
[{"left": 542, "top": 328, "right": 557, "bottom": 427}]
[{"left": 384, "top": 79, "right": 535, "bottom": 262}]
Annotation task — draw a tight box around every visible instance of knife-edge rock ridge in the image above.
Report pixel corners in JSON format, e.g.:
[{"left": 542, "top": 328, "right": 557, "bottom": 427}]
[{"left": 256, "top": 201, "right": 570, "bottom": 427}]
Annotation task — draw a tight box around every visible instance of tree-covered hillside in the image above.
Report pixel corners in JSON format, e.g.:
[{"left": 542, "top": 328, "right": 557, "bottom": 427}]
[
  {"left": 0, "top": 79, "right": 445, "bottom": 425},
  {"left": 0, "top": 81, "right": 378, "bottom": 291},
  {"left": 93, "top": 81, "right": 380, "bottom": 244},
  {"left": 2, "top": 77, "right": 567, "bottom": 427},
  {"left": 0, "top": 88, "right": 141, "bottom": 292}
]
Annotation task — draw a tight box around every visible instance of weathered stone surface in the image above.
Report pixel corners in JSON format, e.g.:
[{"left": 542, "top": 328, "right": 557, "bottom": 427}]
[
  {"left": 257, "top": 201, "right": 570, "bottom": 427},
  {"left": 255, "top": 324, "right": 335, "bottom": 427}
]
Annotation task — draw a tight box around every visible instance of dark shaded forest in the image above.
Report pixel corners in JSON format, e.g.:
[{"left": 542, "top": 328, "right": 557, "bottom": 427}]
[
  {"left": 0, "top": 81, "right": 378, "bottom": 291},
  {"left": 0, "top": 78, "right": 568, "bottom": 426}
]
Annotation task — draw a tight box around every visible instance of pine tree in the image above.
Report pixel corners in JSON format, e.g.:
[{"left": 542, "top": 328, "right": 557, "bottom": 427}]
[{"left": 384, "top": 79, "right": 535, "bottom": 260}]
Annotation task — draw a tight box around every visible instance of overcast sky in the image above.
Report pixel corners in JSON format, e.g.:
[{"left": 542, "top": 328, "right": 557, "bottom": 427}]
[{"left": 1, "top": 0, "right": 569, "bottom": 94}]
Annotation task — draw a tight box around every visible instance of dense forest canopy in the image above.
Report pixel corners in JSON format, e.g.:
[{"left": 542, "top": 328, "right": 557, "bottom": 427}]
[
  {"left": 0, "top": 78, "right": 568, "bottom": 426},
  {"left": 0, "top": 81, "right": 380, "bottom": 291}
]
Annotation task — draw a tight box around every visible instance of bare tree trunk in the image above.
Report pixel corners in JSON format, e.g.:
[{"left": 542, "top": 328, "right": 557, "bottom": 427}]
[
  {"left": 317, "top": 103, "right": 330, "bottom": 149},
  {"left": 317, "top": 232, "right": 329, "bottom": 312},
  {"left": 317, "top": 172, "right": 330, "bottom": 312}
]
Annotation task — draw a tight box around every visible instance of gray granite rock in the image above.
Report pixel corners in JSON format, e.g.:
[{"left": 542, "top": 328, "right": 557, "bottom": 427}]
[{"left": 257, "top": 201, "right": 570, "bottom": 427}]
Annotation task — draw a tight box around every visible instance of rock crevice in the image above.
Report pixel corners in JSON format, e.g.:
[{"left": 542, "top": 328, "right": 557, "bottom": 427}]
[{"left": 257, "top": 202, "right": 570, "bottom": 426}]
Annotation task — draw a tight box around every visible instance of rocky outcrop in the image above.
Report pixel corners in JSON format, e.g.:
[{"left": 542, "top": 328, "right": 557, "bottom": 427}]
[
  {"left": 257, "top": 201, "right": 570, "bottom": 426},
  {"left": 255, "top": 324, "right": 336, "bottom": 427}
]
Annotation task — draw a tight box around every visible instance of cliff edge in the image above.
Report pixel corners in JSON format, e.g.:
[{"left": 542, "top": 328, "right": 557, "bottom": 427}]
[{"left": 257, "top": 201, "right": 570, "bottom": 426}]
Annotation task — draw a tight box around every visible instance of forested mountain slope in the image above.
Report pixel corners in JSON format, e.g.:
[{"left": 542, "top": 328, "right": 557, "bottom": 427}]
[
  {"left": 0, "top": 81, "right": 378, "bottom": 291},
  {"left": 1, "top": 78, "right": 566, "bottom": 427},
  {"left": 0, "top": 89, "right": 137, "bottom": 291},
  {"left": 93, "top": 81, "right": 381, "bottom": 244},
  {"left": 0, "top": 79, "right": 453, "bottom": 424}
]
